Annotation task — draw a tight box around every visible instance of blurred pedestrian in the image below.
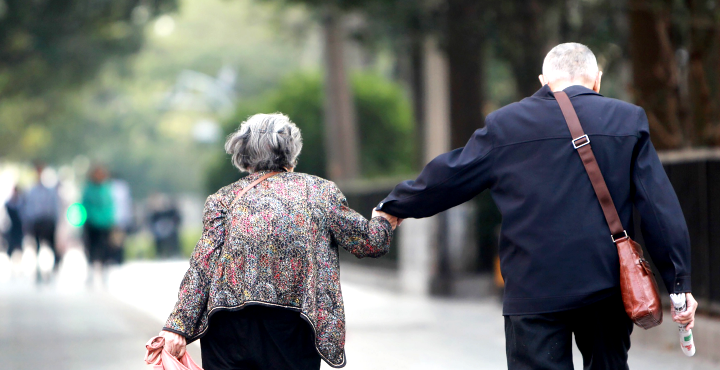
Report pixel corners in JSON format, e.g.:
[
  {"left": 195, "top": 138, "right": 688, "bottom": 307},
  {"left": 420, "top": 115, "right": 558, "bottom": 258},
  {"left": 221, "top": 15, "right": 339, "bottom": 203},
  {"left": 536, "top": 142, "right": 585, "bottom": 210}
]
[
  {"left": 82, "top": 165, "right": 115, "bottom": 279},
  {"left": 109, "top": 176, "right": 133, "bottom": 264},
  {"left": 148, "top": 194, "right": 182, "bottom": 259},
  {"left": 156, "top": 113, "right": 397, "bottom": 370},
  {"left": 22, "top": 163, "right": 61, "bottom": 277},
  {"left": 376, "top": 43, "right": 696, "bottom": 369},
  {"left": 4, "top": 186, "right": 24, "bottom": 257}
]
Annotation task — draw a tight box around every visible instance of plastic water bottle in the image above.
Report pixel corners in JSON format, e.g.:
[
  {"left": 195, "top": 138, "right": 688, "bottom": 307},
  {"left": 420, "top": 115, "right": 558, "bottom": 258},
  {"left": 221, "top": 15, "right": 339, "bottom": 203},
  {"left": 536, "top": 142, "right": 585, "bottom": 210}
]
[{"left": 669, "top": 293, "right": 696, "bottom": 357}]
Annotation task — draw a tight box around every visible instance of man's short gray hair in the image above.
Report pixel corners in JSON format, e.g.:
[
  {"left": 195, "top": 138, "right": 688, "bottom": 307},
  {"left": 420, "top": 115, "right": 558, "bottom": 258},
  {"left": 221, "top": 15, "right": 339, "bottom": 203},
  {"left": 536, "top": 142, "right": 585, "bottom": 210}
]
[
  {"left": 542, "top": 43, "right": 599, "bottom": 83},
  {"left": 225, "top": 113, "right": 303, "bottom": 173}
]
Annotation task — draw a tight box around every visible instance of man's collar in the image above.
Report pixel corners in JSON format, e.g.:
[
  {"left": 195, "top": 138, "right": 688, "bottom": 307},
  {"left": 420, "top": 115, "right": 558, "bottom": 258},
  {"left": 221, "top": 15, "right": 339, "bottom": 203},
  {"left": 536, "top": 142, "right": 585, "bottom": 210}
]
[{"left": 531, "top": 84, "right": 602, "bottom": 100}]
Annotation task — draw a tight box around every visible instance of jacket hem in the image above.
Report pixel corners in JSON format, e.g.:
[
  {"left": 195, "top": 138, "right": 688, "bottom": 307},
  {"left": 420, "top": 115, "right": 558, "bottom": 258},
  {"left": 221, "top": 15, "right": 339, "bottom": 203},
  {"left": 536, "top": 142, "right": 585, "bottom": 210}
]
[
  {"left": 502, "top": 287, "right": 619, "bottom": 316},
  {"left": 172, "top": 301, "right": 347, "bottom": 368}
]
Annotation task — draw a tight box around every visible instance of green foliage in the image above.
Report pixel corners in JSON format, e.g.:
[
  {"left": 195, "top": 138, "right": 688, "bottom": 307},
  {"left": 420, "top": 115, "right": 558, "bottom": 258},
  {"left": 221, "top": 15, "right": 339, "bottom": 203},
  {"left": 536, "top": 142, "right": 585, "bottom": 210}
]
[
  {"left": 181, "top": 227, "right": 203, "bottom": 257},
  {"left": 206, "top": 70, "right": 415, "bottom": 193},
  {"left": 0, "top": 0, "right": 177, "bottom": 98},
  {"left": 124, "top": 232, "right": 156, "bottom": 260},
  {"left": 0, "top": 0, "right": 176, "bottom": 161},
  {"left": 352, "top": 72, "right": 414, "bottom": 177},
  {"left": 124, "top": 227, "right": 200, "bottom": 261}
]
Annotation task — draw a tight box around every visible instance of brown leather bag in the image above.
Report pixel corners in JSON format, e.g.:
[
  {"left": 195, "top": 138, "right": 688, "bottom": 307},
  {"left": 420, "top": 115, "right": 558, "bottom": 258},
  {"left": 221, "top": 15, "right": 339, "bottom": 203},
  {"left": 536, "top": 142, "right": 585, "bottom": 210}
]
[{"left": 555, "top": 91, "right": 663, "bottom": 329}]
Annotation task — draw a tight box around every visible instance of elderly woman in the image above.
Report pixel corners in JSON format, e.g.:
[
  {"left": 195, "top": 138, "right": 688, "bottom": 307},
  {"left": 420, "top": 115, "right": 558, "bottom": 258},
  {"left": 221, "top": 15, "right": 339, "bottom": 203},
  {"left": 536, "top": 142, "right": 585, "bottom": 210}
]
[{"left": 158, "top": 113, "right": 397, "bottom": 370}]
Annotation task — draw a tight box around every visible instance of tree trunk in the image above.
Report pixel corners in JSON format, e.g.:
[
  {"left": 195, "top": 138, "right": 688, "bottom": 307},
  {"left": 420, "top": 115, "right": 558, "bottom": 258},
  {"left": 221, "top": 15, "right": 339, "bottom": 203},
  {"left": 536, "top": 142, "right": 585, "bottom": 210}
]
[
  {"left": 423, "top": 35, "right": 453, "bottom": 296},
  {"left": 409, "top": 30, "right": 426, "bottom": 170},
  {"left": 687, "top": 0, "right": 720, "bottom": 146},
  {"left": 322, "top": 9, "right": 360, "bottom": 181},
  {"left": 628, "top": 0, "right": 684, "bottom": 149},
  {"left": 508, "top": 0, "right": 546, "bottom": 98},
  {"left": 715, "top": 0, "right": 720, "bottom": 145},
  {"left": 445, "top": 0, "right": 486, "bottom": 149}
]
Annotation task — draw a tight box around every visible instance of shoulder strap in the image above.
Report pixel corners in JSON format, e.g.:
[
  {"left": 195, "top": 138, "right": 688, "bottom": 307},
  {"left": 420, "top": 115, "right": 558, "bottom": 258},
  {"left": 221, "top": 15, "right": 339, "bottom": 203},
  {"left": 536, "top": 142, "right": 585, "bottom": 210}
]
[
  {"left": 229, "top": 171, "right": 280, "bottom": 208},
  {"left": 554, "top": 91, "right": 627, "bottom": 240}
]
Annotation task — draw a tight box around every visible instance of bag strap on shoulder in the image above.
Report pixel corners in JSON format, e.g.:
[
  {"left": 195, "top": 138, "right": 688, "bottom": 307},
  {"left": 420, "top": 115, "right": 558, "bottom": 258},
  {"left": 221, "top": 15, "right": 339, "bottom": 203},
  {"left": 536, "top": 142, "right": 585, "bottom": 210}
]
[
  {"left": 554, "top": 91, "right": 627, "bottom": 242},
  {"left": 229, "top": 171, "right": 280, "bottom": 209}
]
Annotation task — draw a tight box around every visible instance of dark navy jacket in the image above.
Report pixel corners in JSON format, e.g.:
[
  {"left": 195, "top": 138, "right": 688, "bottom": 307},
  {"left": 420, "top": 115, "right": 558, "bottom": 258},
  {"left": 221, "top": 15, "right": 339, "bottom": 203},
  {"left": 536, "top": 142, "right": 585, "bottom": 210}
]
[{"left": 377, "top": 85, "right": 692, "bottom": 315}]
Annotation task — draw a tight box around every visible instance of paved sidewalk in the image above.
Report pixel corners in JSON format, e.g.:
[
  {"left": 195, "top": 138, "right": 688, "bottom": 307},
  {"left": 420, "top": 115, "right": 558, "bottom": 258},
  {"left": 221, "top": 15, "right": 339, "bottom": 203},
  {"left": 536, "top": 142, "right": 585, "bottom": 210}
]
[
  {"left": 0, "top": 282, "right": 166, "bottom": 370},
  {"left": 106, "top": 260, "right": 720, "bottom": 370},
  {"left": 1, "top": 252, "right": 719, "bottom": 370},
  {"left": 0, "top": 250, "right": 198, "bottom": 370}
]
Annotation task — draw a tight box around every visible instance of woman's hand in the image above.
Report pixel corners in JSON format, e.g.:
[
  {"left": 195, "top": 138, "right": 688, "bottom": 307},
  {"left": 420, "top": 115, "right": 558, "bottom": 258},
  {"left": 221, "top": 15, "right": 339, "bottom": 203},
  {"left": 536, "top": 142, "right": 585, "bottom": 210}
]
[
  {"left": 671, "top": 293, "right": 698, "bottom": 330},
  {"left": 159, "top": 330, "right": 187, "bottom": 358},
  {"left": 372, "top": 209, "right": 399, "bottom": 229}
]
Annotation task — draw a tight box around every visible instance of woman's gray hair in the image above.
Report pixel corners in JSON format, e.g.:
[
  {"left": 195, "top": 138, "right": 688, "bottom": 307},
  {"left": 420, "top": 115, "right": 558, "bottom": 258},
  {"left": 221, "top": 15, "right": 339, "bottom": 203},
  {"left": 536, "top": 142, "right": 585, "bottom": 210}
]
[
  {"left": 225, "top": 113, "right": 303, "bottom": 173},
  {"left": 542, "top": 42, "right": 599, "bottom": 83}
]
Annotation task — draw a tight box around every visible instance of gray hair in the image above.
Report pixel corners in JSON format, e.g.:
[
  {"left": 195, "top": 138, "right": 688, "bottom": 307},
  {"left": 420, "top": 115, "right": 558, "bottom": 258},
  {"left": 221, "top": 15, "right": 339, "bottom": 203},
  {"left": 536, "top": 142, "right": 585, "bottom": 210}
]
[
  {"left": 542, "top": 43, "right": 599, "bottom": 83},
  {"left": 225, "top": 113, "right": 303, "bottom": 173}
]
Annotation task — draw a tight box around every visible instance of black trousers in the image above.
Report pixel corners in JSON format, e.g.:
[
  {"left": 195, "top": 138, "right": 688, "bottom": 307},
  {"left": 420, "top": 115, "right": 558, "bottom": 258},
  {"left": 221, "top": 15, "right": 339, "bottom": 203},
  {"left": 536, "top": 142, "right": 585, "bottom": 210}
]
[
  {"left": 201, "top": 306, "right": 321, "bottom": 370},
  {"left": 505, "top": 294, "right": 633, "bottom": 370},
  {"left": 85, "top": 224, "right": 111, "bottom": 264},
  {"left": 29, "top": 218, "right": 59, "bottom": 266}
]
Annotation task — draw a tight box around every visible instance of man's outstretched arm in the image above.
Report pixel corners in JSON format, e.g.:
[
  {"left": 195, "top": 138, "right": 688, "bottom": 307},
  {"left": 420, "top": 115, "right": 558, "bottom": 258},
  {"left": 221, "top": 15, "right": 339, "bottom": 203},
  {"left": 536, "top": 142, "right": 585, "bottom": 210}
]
[{"left": 377, "top": 120, "right": 496, "bottom": 219}]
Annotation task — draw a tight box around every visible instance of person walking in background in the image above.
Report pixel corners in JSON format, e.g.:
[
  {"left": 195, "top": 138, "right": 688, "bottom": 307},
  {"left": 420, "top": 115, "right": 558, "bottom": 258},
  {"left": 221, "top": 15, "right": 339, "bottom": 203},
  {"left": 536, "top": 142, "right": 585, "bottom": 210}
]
[
  {"left": 82, "top": 165, "right": 115, "bottom": 282},
  {"left": 22, "top": 163, "right": 61, "bottom": 280},
  {"left": 4, "top": 186, "right": 24, "bottom": 258},
  {"left": 376, "top": 43, "right": 697, "bottom": 369},
  {"left": 156, "top": 113, "right": 397, "bottom": 370},
  {"left": 109, "top": 176, "right": 133, "bottom": 264},
  {"left": 148, "top": 193, "right": 182, "bottom": 259}
]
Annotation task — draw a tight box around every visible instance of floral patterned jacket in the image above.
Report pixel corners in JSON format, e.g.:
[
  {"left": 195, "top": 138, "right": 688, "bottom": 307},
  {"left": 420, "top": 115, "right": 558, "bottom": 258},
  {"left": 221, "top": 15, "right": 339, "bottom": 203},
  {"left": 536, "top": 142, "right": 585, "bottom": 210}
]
[{"left": 163, "top": 171, "right": 393, "bottom": 367}]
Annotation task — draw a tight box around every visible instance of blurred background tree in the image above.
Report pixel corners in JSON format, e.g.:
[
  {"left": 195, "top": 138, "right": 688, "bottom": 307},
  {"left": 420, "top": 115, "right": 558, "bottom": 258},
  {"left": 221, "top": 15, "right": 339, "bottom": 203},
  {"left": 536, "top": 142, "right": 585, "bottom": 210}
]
[
  {"left": 0, "top": 0, "right": 176, "bottom": 98},
  {"left": 1, "top": 0, "right": 719, "bottom": 246},
  {"left": 3, "top": 0, "right": 719, "bottom": 190},
  {"left": 629, "top": 0, "right": 720, "bottom": 149},
  {"left": 0, "top": 0, "right": 177, "bottom": 158},
  {"left": 0, "top": 0, "right": 323, "bottom": 197},
  {"left": 263, "top": 0, "right": 719, "bottom": 151}
]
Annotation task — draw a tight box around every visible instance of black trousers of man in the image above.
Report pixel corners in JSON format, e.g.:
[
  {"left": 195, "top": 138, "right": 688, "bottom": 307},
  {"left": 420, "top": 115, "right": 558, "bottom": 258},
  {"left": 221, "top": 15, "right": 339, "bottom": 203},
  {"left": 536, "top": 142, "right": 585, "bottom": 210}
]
[{"left": 505, "top": 294, "right": 633, "bottom": 370}]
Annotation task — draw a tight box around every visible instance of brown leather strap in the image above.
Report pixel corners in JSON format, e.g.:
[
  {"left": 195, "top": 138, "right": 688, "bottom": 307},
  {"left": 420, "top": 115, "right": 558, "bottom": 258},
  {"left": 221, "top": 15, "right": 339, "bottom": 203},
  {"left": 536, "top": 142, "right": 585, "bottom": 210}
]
[
  {"left": 229, "top": 171, "right": 280, "bottom": 208},
  {"left": 554, "top": 91, "right": 625, "bottom": 237}
]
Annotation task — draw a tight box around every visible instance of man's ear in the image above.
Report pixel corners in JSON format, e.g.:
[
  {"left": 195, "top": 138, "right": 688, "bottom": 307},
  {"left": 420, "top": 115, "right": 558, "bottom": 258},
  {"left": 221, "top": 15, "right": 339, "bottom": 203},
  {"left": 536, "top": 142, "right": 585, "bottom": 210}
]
[
  {"left": 538, "top": 75, "right": 548, "bottom": 86},
  {"left": 592, "top": 71, "right": 602, "bottom": 93}
]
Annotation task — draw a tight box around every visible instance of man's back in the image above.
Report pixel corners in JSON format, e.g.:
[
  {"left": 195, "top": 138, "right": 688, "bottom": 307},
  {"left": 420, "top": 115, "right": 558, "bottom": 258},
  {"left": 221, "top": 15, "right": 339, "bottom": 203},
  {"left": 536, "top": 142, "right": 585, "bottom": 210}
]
[
  {"left": 489, "top": 84, "right": 682, "bottom": 314},
  {"left": 379, "top": 84, "right": 690, "bottom": 315}
]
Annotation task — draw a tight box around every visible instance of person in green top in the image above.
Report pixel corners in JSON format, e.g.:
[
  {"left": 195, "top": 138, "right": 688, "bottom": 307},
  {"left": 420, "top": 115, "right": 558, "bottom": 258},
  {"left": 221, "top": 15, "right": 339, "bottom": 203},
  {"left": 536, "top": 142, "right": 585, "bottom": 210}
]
[{"left": 82, "top": 165, "right": 115, "bottom": 277}]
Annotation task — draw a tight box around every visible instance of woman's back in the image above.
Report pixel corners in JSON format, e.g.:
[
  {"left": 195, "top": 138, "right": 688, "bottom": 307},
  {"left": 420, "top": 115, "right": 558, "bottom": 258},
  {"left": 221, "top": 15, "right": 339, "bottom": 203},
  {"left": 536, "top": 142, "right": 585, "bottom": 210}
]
[
  {"left": 165, "top": 171, "right": 393, "bottom": 367},
  {"left": 159, "top": 113, "right": 396, "bottom": 369}
]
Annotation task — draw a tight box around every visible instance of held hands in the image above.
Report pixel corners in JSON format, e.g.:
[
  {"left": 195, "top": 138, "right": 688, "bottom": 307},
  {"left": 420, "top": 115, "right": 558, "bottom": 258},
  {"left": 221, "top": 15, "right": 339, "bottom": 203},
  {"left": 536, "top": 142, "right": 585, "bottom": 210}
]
[
  {"left": 371, "top": 209, "right": 403, "bottom": 230},
  {"left": 159, "top": 330, "right": 187, "bottom": 358},
  {"left": 671, "top": 293, "right": 698, "bottom": 330}
]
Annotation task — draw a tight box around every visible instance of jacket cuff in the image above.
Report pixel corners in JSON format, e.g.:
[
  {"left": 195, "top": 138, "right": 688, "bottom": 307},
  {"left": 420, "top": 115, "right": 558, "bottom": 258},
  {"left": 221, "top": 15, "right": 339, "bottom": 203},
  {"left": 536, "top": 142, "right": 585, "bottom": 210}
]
[
  {"left": 371, "top": 215, "right": 392, "bottom": 228},
  {"left": 375, "top": 200, "right": 388, "bottom": 211},
  {"left": 671, "top": 275, "right": 691, "bottom": 293},
  {"left": 161, "top": 327, "right": 190, "bottom": 339}
]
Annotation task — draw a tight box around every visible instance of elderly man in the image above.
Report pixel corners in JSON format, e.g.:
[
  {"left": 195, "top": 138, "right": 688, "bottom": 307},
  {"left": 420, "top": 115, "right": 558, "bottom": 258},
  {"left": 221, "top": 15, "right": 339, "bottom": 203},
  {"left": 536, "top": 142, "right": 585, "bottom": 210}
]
[{"left": 377, "top": 43, "right": 696, "bottom": 369}]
